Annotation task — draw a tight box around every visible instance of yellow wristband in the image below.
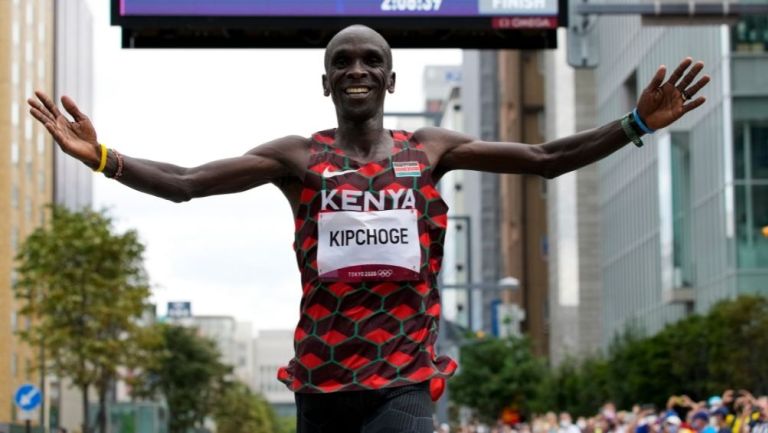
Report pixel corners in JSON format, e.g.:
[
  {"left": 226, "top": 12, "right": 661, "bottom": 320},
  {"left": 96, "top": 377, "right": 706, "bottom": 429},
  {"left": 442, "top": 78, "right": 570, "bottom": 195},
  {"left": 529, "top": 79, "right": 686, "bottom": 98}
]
[{"left": 95, "top": 144, "right": 108, "bottom": 173}]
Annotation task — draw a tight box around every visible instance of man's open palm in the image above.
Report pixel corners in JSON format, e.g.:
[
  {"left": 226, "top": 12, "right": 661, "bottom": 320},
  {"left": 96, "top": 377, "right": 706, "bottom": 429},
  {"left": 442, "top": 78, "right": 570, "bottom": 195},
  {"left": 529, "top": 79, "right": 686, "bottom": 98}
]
[
  {"left": 28, "top": 91, "right": 100, "bottom": 167},
  {"left": 637, "top": 57, "right": 710, "bottom": 131}
]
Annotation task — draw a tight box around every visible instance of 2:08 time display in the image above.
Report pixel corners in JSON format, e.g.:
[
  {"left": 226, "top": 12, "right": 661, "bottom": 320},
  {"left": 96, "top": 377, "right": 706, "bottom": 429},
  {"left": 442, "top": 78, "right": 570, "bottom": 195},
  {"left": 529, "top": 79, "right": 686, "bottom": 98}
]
[{"left": 380, "top": 0, "right": 443, "bottom": 12}]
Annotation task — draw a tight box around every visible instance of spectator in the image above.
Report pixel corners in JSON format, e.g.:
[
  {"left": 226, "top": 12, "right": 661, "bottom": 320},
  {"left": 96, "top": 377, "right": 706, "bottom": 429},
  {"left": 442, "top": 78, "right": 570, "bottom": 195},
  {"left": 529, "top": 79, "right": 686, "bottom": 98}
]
[
  {"left": 712, "top": 407, "right": 732, "bottom": 433},
  {"left": 663, "top": 414, "right": 683, "bottom": 433},
  {"left": 691, "top": 412, "right": 716, "bottom": 433},
  {"left": 749, "top": 398, "right": 768, "bottom": 433},
  {"left": 560, "top": 413, "right": 582, "bottom": 433}
]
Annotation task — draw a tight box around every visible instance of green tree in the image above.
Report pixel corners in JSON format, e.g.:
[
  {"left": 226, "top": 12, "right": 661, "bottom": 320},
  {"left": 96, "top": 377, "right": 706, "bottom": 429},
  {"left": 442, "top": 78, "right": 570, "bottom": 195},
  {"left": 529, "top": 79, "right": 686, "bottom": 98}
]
[
  {"left": 531, "top": 355, "right": 611, "bottom": 417},
  {"left": 213, "top": 381, "right": 277, "bottom": 433},
  {"left": 274, "top": 415, "right": 297, "bottom": 433},
  {"left": 533, "top": 295, "right": 768, "bottom": 414},
  {"left": 704, "top": 295, "right": 768, "bottom": 394},
  {"left": 14, "top": 206, "right": 151, "bottom": 433},
  {"left": 130, "top": 323, "right": 232, "bottom": 433},
  {"left": 450, "top": 336, "right": 546, "bottom": 423}
]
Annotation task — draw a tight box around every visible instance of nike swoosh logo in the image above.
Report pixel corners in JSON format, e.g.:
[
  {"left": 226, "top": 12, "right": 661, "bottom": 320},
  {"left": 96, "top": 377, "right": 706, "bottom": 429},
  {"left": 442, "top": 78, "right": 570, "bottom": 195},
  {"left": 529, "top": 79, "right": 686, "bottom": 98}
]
[{"left": 322, "top": 167, "right": 359, "bottom": 178}]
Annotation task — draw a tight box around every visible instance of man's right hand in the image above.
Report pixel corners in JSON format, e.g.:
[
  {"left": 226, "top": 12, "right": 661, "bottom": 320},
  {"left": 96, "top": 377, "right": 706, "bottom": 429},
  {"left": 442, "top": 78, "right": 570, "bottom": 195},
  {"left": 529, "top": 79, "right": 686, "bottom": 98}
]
[{"left": 28, "top": 91, "right": 101, "bottom": 169}]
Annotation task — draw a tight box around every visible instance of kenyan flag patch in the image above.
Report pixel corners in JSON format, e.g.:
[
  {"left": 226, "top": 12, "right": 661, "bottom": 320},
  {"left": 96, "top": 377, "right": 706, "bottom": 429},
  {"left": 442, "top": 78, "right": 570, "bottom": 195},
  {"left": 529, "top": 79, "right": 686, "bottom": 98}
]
[{"left": 393, "top": 161, "right": 421, "bottom": 177}]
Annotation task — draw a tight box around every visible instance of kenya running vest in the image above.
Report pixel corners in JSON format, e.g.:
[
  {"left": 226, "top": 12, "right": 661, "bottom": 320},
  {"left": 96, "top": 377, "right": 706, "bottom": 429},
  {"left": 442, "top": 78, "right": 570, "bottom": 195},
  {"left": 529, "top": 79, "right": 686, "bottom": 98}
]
[{"left": 277, "top": 129, "right": 457, "bottom": 398}]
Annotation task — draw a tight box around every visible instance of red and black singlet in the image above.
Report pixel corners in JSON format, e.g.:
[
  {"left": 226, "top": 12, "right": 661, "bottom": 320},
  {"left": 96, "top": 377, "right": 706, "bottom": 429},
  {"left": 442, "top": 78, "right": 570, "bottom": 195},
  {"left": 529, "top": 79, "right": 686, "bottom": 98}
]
[{"left": 277, "top": 129, "right": 457, "bottom": 398}]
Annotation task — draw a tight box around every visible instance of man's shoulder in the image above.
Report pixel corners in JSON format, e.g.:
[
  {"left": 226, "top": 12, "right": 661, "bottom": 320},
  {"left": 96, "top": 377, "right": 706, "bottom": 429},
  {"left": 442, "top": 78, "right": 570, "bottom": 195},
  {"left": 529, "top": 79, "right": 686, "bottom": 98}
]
[
  {"left": 251, "top": 135, "right": 313, "bottom": 155},
  {"left": 413, "top": 126, "right": 470, "bottom": 146}
]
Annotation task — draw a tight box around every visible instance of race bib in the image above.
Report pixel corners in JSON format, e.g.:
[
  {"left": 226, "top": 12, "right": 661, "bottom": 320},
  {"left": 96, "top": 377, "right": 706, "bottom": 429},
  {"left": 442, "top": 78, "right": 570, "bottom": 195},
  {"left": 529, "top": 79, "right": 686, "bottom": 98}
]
[{"left": 317, "top": 209, "right": 421, "bottom": 282}]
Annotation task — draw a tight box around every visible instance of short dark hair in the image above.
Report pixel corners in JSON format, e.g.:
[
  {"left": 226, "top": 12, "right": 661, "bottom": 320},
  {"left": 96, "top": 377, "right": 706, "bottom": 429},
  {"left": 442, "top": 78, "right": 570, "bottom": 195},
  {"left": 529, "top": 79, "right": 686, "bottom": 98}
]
[{"left": 324, "top": 25, "right": 393, "bottom": 71}]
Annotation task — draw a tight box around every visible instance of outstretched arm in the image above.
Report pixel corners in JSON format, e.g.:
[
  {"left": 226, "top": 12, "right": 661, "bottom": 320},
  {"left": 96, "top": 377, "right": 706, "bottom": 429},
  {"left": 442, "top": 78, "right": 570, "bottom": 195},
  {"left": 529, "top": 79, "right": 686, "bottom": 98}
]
[
  {"left": 28, "top": 91, "right": 305, "bottom": 203},
  {"left": 427, "top": 58, "right": 710, "bottom": 179}
]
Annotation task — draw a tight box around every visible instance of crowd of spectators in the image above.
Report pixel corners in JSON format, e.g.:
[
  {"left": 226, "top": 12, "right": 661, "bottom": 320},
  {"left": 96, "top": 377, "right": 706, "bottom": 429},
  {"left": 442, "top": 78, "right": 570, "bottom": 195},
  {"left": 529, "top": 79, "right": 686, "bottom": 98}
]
[{"left": 441, "top": 390, "right": 768, "bottom": 433}]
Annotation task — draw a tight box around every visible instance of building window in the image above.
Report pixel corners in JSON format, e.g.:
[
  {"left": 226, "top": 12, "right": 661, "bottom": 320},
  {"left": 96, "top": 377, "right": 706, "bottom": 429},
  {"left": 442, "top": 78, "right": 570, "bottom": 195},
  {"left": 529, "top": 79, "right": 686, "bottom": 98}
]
[
  {"left": 25, "top": 115, "right": 33, "bottom": 141},
  {"left": 38, "top": 169, "right": 45, "bottom": 193},
  {"left": 12, "top": 18, "right": 20, "bottom": 46},
  {"left": 12, "top": 60, "right": 20, "bottom": 86},
  {"left": 12, "top": 354, "right": 18, "bottom": 377},
  {"left": 734, "top": 121, "right": 768, "bottom": 268},
  {"left": 671, "top": 132, "right": 693, "bottom": 287},
  {"left": 733, "top": 16, "right": 768, "bottom": 53},
  {"left": 11, "top": 101, "right": 19, "bottom": 126},
  {"left": 25, "top": 198, "right": 32, "bottom": 222},
  {"left": 37, "top": 132, "right": 45, "bottom": 155},
  {"left": 11, "top": 141, "right": 19, "bottom": 165},
  {"left": 11, "top": 227, "right": 19, "bottom": 253},
  {"left": 11, "top": 310, "right": 18, "bottom": 332},
  {"left": 621, "top": 71, "right": 638, "bottom": 113},
  {"left": 25, "top": 0, "right": 33, "bottom": 26},
  {"left": 37, "top": 5, "right": 46, "bottom": 43},
  {"left": 12, "top": 184, "right": 19, "bottom": 208}
]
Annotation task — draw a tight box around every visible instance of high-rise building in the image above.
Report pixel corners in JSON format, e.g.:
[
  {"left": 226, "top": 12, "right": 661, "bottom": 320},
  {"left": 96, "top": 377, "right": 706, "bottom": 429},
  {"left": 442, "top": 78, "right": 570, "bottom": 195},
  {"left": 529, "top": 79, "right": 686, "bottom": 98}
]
[
  {"left": 593, "top": 19, "right": 768, "bottom": 343},
  {"left": 0, "top": 0, "right": 55, "bottom": 427},
  {"left": 54, "top": 0, "right": 93, "bottom": 209},
  {"left": 461, "top": 50, "right": 503, "bottom": 334},
  {"left": 543, "top": 30, "right": 603, "bottom": 364},
  {"left": 496, "top": 50, "right": 550, "bottom": 357},
  {"left": 545, "top": 17, "right": 768, "bottom": 360}
]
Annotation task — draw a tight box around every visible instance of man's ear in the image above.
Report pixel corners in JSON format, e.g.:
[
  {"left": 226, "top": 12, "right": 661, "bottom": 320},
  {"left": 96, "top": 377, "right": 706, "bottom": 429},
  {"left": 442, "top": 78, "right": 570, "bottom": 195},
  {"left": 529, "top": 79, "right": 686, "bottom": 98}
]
[
  {"left": 387, "top": 72, "right": 396, "bottom": 94},
  {"left": 322, "top": 75, "right": 331, "bottom": 97}
]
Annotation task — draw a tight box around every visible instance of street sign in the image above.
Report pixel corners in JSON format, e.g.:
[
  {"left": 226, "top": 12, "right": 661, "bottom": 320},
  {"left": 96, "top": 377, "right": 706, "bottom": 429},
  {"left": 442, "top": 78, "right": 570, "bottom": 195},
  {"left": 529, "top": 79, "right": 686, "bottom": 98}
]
[
  {"left": 167, "top": 301, "right": 192, "bottom": 318},
  {"left": 13, "top": 384, "right": 42, "bottom": 412}
]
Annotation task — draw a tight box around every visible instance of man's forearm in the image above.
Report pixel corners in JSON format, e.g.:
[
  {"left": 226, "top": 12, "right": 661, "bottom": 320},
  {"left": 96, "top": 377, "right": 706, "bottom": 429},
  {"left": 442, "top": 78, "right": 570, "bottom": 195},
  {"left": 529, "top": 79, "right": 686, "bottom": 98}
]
[
  {"left": 102, "top": 151, "right": 194, "bottom": 203},
  {"left": 540, "top": 120, "right": 638, "bottom": 179}
]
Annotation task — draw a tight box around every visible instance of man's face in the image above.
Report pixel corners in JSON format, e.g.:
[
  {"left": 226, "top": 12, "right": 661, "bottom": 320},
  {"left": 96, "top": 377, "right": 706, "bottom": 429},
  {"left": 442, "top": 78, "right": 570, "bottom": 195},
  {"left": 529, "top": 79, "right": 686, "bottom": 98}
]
[
  {"left": 323, "top": 29, "right": 395, "bottom": 122},
  {"left": 692, "top": 419, "right": 706, "bottom": 431}
]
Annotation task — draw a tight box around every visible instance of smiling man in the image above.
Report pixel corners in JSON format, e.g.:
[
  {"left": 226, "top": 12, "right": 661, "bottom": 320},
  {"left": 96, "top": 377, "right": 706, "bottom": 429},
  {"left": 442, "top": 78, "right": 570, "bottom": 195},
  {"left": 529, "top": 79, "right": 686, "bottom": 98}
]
[{"left": 29, "top": 25, "right": 709, "bottom": 433}]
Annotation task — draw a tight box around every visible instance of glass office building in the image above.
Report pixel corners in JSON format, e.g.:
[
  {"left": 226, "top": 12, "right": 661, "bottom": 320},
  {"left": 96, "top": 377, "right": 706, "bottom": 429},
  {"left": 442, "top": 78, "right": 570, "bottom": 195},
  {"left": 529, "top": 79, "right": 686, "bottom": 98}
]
[{"left": 595, "top": 19, "right": 768, "bottom": 343}]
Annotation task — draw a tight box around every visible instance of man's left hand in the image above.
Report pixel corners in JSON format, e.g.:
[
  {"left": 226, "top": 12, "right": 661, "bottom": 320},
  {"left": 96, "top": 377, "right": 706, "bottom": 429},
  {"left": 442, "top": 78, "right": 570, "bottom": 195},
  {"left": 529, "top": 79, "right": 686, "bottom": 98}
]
[{"left": 636, "top": 57, "right": 710, "bottom": 131}]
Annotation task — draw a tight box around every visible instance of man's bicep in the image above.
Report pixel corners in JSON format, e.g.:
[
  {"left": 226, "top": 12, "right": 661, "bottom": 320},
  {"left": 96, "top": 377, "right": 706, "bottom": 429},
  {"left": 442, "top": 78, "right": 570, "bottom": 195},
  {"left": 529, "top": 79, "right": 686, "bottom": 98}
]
[
  {"left": 186, "top": 136, "right": 305, "bottom": 198},
  {"left": 434, "top": 133, "right": 548, "bottom": 176}
]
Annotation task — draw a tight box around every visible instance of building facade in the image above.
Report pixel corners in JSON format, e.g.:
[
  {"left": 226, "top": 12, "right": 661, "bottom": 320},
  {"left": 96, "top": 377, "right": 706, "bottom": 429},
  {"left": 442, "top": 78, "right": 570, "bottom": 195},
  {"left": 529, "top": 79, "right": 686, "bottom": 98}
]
[
  {"left": 51, "top": 2, "right": 95, "bottom": 431},
  {"left": 543, "top": 30, "right": 604, "bottom": 364},
  {"left": 461, "top": 50, "right": 503, "bottom": 334},
  {"left": 54, "top": 0, "right": 93, "bottom": 209},
  {"left": 543, "top": 19, "right": 768, "bottom": 363},
  {"left": 0, "top": 0, "right": 55, "bottom": 426},
  {"left": 252, "top": 330, "right": 295, "bottom": 416},
  {"left": 592, "top": 18, "right": 768, "bottom": 343},
  {"left": 496, "top": 49, "right": 551, "bottom": 356}
]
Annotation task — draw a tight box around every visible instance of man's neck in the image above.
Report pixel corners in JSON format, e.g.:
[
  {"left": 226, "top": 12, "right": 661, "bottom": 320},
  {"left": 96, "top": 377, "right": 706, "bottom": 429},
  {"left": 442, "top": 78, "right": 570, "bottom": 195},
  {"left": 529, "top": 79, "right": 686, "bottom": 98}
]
[{"left": 335, "top": 115, "right": 391, "bottom": 158}]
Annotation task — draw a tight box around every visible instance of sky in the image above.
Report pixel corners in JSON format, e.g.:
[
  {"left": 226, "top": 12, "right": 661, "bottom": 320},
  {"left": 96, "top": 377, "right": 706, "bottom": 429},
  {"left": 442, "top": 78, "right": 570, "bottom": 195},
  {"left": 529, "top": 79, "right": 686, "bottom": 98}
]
[{"left": 82, "top": 0, "right": 462, "bottom": 332}]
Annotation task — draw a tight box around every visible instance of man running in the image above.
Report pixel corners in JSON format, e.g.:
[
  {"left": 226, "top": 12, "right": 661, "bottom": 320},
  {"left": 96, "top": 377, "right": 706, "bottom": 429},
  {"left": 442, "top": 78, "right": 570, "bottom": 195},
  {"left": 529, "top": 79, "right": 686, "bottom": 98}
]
[{"left": 29, "top": 25, "right": 709, "bottom": 433}]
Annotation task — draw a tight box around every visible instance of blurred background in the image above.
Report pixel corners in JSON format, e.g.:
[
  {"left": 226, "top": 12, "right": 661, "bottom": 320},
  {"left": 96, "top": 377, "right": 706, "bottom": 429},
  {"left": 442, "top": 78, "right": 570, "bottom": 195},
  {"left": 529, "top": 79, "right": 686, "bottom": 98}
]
[{"left": 1, "top": 0, "right": 767, "bottom": 432}]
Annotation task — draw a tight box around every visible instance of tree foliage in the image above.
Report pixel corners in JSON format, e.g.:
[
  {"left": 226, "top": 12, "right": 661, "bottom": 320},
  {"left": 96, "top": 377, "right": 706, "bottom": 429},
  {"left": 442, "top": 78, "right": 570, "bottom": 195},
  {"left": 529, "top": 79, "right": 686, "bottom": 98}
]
[
  {"left": 213, "top": 381, "right": 278, "bottom": 433},
  {"left": 130, "top": 323, "right": 232, "bottom": 433},
  {"left": 534, "top": 295, "right": 768, "bottom": 416},
  {"left": 450, "top": 336, "right": 546, "bottom": 423},
  {"left": 14, "top": 206, "right": 151, "bottom": 433}
]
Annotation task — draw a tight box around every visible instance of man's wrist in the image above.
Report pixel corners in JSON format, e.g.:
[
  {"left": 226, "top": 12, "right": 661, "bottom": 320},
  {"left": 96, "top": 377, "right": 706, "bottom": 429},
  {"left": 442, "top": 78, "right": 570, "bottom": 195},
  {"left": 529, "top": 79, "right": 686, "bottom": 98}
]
[
  {"left": 632, "top": 108, "right": 655, "bottom": 134},
  {"left": 103, "top": 149, "right": 119, "bottom": 177},
  {"left": 620, "top": 113, "right": 644, "bottom": 147}
]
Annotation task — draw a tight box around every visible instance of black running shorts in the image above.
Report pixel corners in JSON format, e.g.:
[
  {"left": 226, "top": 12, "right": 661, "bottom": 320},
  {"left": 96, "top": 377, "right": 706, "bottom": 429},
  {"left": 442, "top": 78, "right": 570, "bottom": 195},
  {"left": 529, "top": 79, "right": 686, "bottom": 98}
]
[{"left": 295, "top": 381, "right": 434, "bottom": 433}]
